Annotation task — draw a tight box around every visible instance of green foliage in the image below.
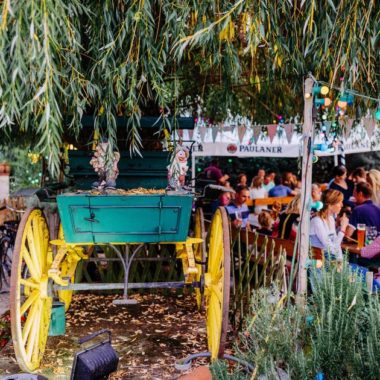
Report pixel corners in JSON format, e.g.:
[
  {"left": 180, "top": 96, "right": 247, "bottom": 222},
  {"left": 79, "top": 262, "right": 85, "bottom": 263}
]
[
  {"left": 212, "top": 261, "right": 380, "bottom": 379},
  {"left": 0, "top": 145, "right": 41, "bottom": 192},
  {"left": 0, "top": 1, "right": 378, "bottom": 177}
]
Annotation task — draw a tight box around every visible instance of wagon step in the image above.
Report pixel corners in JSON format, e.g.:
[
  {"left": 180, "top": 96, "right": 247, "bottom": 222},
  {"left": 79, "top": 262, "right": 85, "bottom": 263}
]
[{"left": 112, "top": 298, "right": 138, "bottom": 305}]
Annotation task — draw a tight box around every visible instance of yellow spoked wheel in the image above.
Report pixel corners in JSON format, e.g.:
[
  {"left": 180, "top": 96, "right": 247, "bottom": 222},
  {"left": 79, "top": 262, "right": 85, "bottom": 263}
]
[
  {"left": 204, "top": 207, "right": 230, "bottom": 360},
  {"left": 194, "top": 208, "right": 206, "bottom": 310},
  {"left": 10, "top": 208, "right": 53, "bottom": 372},
  {"left": 56, "top": 224, "right": 79, "bottom": 312}
]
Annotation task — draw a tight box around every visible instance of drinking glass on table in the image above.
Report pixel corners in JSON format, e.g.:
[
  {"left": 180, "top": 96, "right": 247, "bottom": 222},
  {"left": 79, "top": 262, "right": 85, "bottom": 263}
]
[{"left": 357, "top": 224, "right": 366, "bottom": 248}]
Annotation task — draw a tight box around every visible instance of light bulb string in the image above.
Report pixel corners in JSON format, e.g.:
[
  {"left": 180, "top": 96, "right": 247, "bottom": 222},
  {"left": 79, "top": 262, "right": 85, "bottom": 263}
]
[{"left": 308, "top": 73, "right": 379, "bottom": 103}]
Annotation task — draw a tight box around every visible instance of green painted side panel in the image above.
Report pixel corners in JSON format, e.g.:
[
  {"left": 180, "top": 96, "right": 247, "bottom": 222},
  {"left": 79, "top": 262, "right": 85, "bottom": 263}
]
[
  {"left": 68, "top": 150, "right": 169, "bottom": 190},
  {"left": 57, "top": 193, "right": 193, "bottom": 244}
]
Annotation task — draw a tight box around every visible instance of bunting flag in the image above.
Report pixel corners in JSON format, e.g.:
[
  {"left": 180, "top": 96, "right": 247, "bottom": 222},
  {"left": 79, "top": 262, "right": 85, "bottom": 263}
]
[
  {"left": 237, "top": 125, "right": 247, "bottom": 143},
  {"left": 177, "top": 129, "right": 183, "bottom": 138},
  {"left": 231, "top": 125, "right": 236, "bottom": 133},
  {"left": 363, "top": 117, "right": 376, "bottom": 138},
  {"left": 211, "top": 126, "right": 219, "bottom": 142},
  {"left": 188, "top": 129, "right": 194, "bottom": 140},
  {"left": 283, "top": 123, "right": 294, "bottom": 143},
  {"left": 344, "top": 118, "right": 354, "bottom": 139},
  {"left": 223, "top": 126, "right": 233, "bottom": 133},
  {"left": 324, "top": 121, "right": 332, "bottom": 136},
  {"left": 267, "top": 124, "right": 278, "bottom": 143},
  {"left": 199, "top": 126, "right": 207, "bottom": 142},
  {"left": 251, "top": 125, "right": 261, "bottom": 144},
  {"left": 337, "top": 118, "right": 346, "bottom": 139}
]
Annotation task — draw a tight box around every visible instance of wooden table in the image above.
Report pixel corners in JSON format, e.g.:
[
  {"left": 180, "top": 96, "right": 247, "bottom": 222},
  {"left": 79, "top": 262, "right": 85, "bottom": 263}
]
[{"left": 341, "top": 242, "right": 361, "bottom": 255}]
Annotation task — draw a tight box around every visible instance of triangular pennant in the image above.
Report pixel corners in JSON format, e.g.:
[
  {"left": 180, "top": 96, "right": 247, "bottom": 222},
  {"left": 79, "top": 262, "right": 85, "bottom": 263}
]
[
  {"left": 267, "top": 124, "right": 278, "bottom": 143},
  {"left": 237, "top": 125, "right": 246, "bottom": 143},
  {"left": 283, "top": 123, "right": 294, "bottom": 144},
  {"left": 188, "top": 129, "right": 194, "bottom": 140},
  {"left": 199, "top": 126, "right": 207, "bottom": 143},
  {"left": 231, "top": 125, "right": 236, "bottom": 133},
  {"left": 212, "top": 127, "right": 219, "bottom": 142},
  {"left": 324, "top": 121, "right": 332, "bottom": 136},
  {"left": 363, "top": 117, "right": 376, "bottom": 138},
  {"left": 177, "top": 129, "right": 183, "bottom": 138},
  {"left": 252, "top": 125, "right": 261, "bottom": 144},
  {"left": 338, "top": 118, "right": 346, "bottom": 138},
  {"left": 344, "top": 118, "right": 354, "bottom": 139}
]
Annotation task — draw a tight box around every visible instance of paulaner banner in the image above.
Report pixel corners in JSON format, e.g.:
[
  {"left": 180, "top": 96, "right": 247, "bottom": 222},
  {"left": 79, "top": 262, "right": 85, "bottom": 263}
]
[{"left": 191, "top": 142, "right": 301, "bottom": 157}]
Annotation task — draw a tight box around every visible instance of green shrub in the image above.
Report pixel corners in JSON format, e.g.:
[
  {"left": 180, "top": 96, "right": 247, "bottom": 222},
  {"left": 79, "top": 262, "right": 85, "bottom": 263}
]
[{"left": 211, "top": 260, "right": 380, "bottom": 380}]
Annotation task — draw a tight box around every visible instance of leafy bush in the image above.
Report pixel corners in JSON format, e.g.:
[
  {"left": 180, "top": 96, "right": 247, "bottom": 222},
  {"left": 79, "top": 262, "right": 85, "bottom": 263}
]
[{"left": 212, "top": 261, "right": 380, "bottom": 379}]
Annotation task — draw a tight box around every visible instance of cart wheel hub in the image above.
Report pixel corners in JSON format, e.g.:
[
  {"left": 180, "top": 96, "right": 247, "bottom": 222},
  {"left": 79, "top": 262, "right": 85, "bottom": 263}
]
[{"left": 39, "top": 275, "right": 49, "bottom": 298}]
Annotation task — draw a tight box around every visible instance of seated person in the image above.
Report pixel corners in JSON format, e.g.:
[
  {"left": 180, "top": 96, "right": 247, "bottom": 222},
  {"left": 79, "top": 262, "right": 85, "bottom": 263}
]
[
  {"left": 249, "top": 176, "right": 268, "bottom": 214},
  {"left": 268, "top": 175, "right": 297, "bottom": 197},
  {"left": 263, "top": 171, "right": 275, "bottom": 192},
  {"left": 346, "top": 182, "right": 380, "bottom": 238},
  {"left": 273, "top": 194, "right": 301, "bottom": 240},
  {"left": 204, "top": 159, "right": 229, "bottom": 185},
  {"left": 328, "top": 165, "right": 354, "bottom": 208},
  {"left": 359, "top": 238, "right": 380, "bottom": 288},
  {"left": 256, "top": 210, "right": 274, "bottom": 236},
  {"left": 236, "top": 173, "right": 248, "bottom": 187},
  {"left": 310, "top": 190, "right": 348, "bottom": 261},
  {"left": 226, "top": 185, "right": 251, "bottom": 230},
  {"left": 351, "top": 166, "right": 367, "bottom": 184},
  {"left": 210, "top": 191, "right": 233, "bottom": 214},
  {"left": 283, "top": 171, "right": 298, "bottom": 190},
  {"left": 310, "top": 189, "right": 379, "bottom": 291}
]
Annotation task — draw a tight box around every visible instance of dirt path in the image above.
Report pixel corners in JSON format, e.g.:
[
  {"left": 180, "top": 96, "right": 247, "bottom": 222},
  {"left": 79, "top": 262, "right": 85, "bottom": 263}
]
[{"left": 0, "top": 292, "right": 217, "bottom": 379}]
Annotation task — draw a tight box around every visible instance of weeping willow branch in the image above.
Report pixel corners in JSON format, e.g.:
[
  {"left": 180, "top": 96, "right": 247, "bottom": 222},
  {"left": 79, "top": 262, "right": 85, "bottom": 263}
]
[{"left": 0, "top": 0, "right": 377, "bottom": 177}]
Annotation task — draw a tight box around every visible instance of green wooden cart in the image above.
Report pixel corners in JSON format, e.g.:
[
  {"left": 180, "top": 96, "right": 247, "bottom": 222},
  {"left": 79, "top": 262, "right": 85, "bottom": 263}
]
[{"left": 10, "top": 149, "right": 231, "bottom": 372}]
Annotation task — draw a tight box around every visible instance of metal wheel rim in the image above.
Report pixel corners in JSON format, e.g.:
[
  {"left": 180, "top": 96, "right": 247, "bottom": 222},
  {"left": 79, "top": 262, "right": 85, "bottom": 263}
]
[
  {"left": 10, "top": 208, "right": 52, "bottom": 372},
  {"left": 205, "top": 207, "right": 230, "bottom": 360}
]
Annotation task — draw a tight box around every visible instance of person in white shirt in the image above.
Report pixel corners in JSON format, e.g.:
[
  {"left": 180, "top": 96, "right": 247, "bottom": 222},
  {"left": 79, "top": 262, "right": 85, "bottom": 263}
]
[
  {"left": 310, "top": 189, "right": 349, "bottom": 261},
  {"left": 248, "top": 176, "right": 268, "bottom": 227}
]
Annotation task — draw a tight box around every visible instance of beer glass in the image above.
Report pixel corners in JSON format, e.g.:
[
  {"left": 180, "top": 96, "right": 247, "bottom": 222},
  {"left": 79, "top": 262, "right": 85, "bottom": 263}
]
[{"left": 357, "top": 224, "right": 366, "bottom": 248}]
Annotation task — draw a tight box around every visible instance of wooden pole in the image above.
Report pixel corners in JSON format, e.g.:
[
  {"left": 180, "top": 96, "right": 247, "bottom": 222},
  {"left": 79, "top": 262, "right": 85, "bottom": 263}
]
[{"left": 297, "top": 77, "right": 314, "bottom": 299}]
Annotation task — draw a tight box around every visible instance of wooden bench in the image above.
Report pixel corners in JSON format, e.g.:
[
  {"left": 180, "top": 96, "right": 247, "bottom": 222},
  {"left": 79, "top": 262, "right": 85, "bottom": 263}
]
[
  {"left": 238, "top": 229, "right": 323, "bottom": 268},
  {"left": 246, "top": 196, "right": 294, "bottom": 208}
]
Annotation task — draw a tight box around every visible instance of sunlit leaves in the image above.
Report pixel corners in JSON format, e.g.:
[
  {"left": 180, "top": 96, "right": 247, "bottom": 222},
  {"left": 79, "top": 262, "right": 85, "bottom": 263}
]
[{"left": 0, "top": 0, "right": 378, "bottom": 177}]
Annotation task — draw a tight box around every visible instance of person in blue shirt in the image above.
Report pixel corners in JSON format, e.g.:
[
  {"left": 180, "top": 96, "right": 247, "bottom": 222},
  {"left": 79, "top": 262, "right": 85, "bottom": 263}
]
[
  {"left": 268, "top": 175, "right": 297, "bottom": 197},
  {"left": 225, "top": 185, "right": 251, "bottom": 230},
  {"left": 346, "top": 182, "right": 380, "bottom": 238}
]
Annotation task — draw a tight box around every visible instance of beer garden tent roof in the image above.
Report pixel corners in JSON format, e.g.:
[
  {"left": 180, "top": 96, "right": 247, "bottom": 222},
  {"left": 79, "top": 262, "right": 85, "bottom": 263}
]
[{"left": 182, "top": 119, "right": 380, "bottom": 160}]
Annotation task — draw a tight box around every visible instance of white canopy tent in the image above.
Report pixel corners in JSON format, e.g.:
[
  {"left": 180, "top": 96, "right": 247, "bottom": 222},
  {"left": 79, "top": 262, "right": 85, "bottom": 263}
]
[{"left": 179, "top": 118, "right": 380, "bottom": 177}]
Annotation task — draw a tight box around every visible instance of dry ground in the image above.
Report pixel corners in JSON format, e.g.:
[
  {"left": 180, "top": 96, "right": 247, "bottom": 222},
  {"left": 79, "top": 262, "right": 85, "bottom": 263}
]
[{"left": 0, "top": 291, "right": 223, "bottom": 379}]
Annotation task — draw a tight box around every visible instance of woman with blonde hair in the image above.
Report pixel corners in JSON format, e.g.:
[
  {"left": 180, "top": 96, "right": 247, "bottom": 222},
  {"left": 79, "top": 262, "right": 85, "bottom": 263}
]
[
  {"left": 310, "top": 189, "right": 348, "bottom": 260},
  {"left": 257, "top": 210, "right": 274, "bottom": 236},
  {"left": 274, "top": 194, "right": 301, "bottom": 239},
  {"left": 367, "top": 169, "right": 380, "bottom": 207}
]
